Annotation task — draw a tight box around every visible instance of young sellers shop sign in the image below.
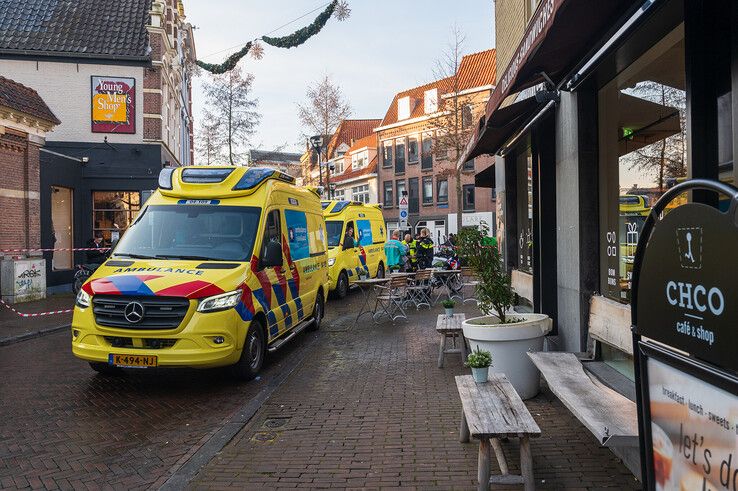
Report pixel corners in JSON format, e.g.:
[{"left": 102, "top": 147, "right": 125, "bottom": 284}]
[
  {"left": 91, "top": 76, "right": 135, "bottom": 134},
  {"left": 632, "top": 179, "right": 738, "bottom": 490}
]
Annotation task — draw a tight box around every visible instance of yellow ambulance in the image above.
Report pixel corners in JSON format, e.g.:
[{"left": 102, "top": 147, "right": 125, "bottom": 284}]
[
  {"left": 322, "top": 200, "right": 387, "bottom": 298},
  {"left": 72, "top": 166, "right": 329, "bottom": 380}
]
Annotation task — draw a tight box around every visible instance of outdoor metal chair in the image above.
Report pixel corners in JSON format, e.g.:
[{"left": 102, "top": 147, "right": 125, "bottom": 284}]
[
  {"left": 460, "top": 267, "right": 480, "bottom": 304},
  {"left": 405, "top": 269, "right": 433, "bottom": 309},
  {"left": 374, "top": 275, "right": 409, "bottom": 322}
]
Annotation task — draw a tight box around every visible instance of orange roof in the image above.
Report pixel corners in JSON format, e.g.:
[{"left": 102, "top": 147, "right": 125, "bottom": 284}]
[
  {"left": 379, "top": 49, "right": 496, "bottom": 127},
  {"left": 348, "top": 133, "right": 378, "bottom": 153},
  {"left": 327, "top": 119, "right": 381, "bottom": 159},
  {"left": 332, "top": 154, "right": 378, "bottom": 184}
]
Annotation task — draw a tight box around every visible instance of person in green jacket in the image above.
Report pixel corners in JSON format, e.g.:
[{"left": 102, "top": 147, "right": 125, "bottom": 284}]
[
  {"left": 404, "top": 233, "right": 418, "bottom": 271},
  {"left": 384, "top": 230, "right": 406, "bottom": 272}
]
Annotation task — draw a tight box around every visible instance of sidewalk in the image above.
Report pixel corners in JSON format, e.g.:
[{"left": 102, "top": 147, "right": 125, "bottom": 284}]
[
  {"left": 0, "top": 293, "right": 74, "bottom": 344},
  {"left": 191, "top": 301, "right": 642, "bottom": 490}
]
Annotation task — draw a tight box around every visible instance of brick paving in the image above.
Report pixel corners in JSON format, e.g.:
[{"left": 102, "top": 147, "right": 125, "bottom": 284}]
[
  {"left": 0, "top": 293, "right": 74, "bottom": 343},
  {"left": 192, "top": 302, "right": 642, "bottom": 490}
]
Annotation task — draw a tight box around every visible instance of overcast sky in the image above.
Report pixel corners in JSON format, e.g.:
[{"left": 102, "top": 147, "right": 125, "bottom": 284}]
[{"left": 187, "top": 0, "right": 495, "bottom": 155}]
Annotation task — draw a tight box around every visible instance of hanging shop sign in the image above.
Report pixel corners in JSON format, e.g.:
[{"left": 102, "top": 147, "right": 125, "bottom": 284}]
[
  {"left": 91, "top": 76, "right": 136, "bottom": 134},
  {"left": 632, "top": 179, "right": 738, "bottom": 491}
]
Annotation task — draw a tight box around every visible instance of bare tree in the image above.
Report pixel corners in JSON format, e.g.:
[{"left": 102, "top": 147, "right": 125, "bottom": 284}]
[
  {"left": 297, "top": 75, "right": 352, "bottom": 186},
  {"left": 202, "top": 66, "right": 260, "bottom": 165},
  {"left": 428, "top": 26, "right": 479, "bottom": 232},
  {"left": 194, "top": 110, "right": 224, "bottom": 165},
  {"left": 622, "top": 82, "right": 687, "bottom": 192}
]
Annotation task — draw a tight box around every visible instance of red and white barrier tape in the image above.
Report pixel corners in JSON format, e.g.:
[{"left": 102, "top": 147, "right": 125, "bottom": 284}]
[
  {"left": 0, "top": 298, "right": 73, "bottom": 317},
  {"left": 0, "top": 247, "right": 110, "bottom": 253}
]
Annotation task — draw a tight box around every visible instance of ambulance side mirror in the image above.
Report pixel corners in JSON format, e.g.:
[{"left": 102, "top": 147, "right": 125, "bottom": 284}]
[{"left": 261, "top": 240, "right": 283, "bottom": 268}]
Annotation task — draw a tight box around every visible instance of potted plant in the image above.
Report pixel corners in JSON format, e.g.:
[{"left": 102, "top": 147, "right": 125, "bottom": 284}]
[
  {"left": 456, "top": 225, "right": 552, "bottom": 399},
  {"left": 441, "top": 299, "right": 455, "bottom": 317},
  {"left": 465, "top": 347, "right": 492, "bottom": 383}
]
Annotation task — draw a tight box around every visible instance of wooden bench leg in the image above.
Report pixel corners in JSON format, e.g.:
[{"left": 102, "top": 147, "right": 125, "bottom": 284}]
[
  {"left": 459, "top": 333, "right": 468, "bottom": 362},
  {"left": 438, "top": 334, "right": 446, "bottom": 368},
  {"left": 520, "top": 436, "right": 534, "bottom": 491},
  {"left": 478, "top": 437, "right": 490, "bottom": 491},
  {"left": 459, "top": 409, "right": 470, "bottom": 443},
  {"left": 490, "top": 438, "right": 509, "bottom": 475}
]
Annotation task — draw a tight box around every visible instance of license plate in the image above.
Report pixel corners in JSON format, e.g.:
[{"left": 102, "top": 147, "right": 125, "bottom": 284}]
[{"left": 108, "top": 354, "right": 158, "bottom": 368}]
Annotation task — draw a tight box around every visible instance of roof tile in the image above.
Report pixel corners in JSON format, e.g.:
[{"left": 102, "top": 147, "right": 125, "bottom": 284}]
[{"left": 0, "top": 76, "right": 60, "bottom": 124}]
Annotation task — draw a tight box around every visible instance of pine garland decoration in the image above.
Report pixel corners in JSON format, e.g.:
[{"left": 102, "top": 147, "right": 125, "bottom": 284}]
[
  {"left": 197, "top": 1, "right": 347, "bottom": 74},
  {"left": 262, "top": 0, "right": 337, "bottom": 48}
]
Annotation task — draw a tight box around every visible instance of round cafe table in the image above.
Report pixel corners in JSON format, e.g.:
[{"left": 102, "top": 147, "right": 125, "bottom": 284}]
[{"left": 353, "top": 277, "right": 390, "bottom": 323}]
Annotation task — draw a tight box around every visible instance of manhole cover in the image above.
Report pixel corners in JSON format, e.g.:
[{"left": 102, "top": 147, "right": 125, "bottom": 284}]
[
  {"left": 262, "top": 417, "right": 290, "bottom": 429},
  {"left": 251, "top": 431, "right": 277, "bottom": 443}
]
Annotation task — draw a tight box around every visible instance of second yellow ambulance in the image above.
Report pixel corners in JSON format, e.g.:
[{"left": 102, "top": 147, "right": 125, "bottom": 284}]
[{"left": 322, "top": 200, "right": 387, "bottom": 297}]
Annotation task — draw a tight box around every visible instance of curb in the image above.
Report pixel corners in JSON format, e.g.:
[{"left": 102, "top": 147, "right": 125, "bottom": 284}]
[{"left": 0, "top": 323, "right": 70, "bottom": 347}]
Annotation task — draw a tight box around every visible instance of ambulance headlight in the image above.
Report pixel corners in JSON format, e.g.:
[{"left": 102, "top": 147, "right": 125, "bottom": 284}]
[
  {"left": 197, "top": 290, "right": 242, "bottom": 313},
  {"left": 328, "top": 258, "right": 336, "bottom": 266},
  {"left": 76, "top": 289, "right": 91, "bottom": 308}
]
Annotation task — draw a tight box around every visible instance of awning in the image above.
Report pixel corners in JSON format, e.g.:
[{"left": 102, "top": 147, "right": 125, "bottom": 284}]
[{"left": 463, "top": 0, "right": 644, "bottom": 162}]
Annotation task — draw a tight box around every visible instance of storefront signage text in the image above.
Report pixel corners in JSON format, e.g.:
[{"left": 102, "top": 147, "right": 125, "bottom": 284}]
[{"left": 91, "top": 76, "right": 136, "bottom": 134}]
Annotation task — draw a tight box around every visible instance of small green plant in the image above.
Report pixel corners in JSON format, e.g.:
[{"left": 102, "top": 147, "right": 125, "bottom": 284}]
[
  {"left": 465, "top": 347, "right": 492, "bottom": 369},
  {"left": 441, "top": 299, "right": 455, "bottom": 309},
  {"left": 456, "top": 224, "right": 516, "bottom": 323}
]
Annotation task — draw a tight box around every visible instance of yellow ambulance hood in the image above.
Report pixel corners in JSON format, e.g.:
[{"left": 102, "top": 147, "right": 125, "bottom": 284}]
[{"left": 81, "top": 259, "right": 249, "bottom": 299}]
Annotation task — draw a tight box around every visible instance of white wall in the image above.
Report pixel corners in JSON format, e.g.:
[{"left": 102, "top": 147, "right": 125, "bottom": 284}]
[{"left": 0, "top": 59, "right": 144, "bottom": 144}]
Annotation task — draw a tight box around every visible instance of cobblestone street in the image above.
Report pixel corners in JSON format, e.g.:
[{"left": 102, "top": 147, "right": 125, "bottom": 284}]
[
  {"left": 191, "top": 299, "right": 641, "bottom": 490},
  {"left": 0, "top": 290, "right": 641, "bottom": 490}
]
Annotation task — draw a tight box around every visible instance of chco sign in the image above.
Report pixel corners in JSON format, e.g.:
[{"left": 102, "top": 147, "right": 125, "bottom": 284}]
[
  {"left": 91, "top": 76, "right": 135, "bottom": 134},
  {"left": 632, "top": 179, "right": 738, "bottom": 491}
]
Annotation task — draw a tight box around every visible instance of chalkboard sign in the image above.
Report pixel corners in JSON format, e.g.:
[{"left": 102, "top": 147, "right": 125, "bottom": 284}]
[{"left": 632, "top": 179, "right": 738, "bottom": 491}]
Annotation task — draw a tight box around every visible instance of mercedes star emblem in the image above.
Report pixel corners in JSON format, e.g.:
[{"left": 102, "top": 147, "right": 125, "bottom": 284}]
[{"left": 124, "top": 301, "right": 145, "bottom": 324}]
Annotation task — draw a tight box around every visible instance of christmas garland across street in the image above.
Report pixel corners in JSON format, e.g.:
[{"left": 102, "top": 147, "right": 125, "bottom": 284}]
[{"left": 197, "top": 1, "right": 349, "bottom": 74}]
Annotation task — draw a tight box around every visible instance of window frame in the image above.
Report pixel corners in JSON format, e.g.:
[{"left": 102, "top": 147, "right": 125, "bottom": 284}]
[
  {"left": 421, "top": 132, "right": 433, "bottom": 170},
  {"left": 395, "top": 137, "right": 406, "bottom": 174},
  {"left": 407, "top": 136, "right": 419, "bottom": 164},
  {"left": 422, "top": 176, "right": 433, "bottom": 205},
  {"left": 462, "top": 184, "right": 475, "bottom": 211},
  {"left": 395, "top": 179, "right": 406, "bottom": 207},
  {"left": 382, "top": 140, "right": 394, "bottom": 168},
  {"left": 383, "top": 181, "right": 393, "bottom": 208},
  {"left": 436, "top": 178, "right": 448, "bottom": 204}
]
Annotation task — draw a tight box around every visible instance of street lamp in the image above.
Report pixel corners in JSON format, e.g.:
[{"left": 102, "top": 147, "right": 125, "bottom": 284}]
[{"left": 309, "top": 136, "right": 324, "bottom": 191}]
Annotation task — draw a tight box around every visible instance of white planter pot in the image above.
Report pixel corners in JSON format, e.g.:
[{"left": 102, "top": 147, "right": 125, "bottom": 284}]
[{"left": 462, "top": 313, "right": 552, "bottom": 399}]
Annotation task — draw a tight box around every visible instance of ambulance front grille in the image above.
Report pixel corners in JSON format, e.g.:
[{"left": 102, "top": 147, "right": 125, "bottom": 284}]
[{"left": 93, "top": 295, "right": 190, "bottom": 329}]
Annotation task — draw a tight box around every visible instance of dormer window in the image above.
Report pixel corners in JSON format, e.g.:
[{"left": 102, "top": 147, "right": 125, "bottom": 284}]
[
  {"left": 424, "top": 88, "right": 438, "bottom": 114},
  {"left": 397, "top": 96, "right": 411, "bottom": 120}
]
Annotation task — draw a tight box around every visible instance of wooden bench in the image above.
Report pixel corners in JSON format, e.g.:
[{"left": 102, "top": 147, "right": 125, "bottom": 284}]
[
  {"left": 436, "top": 313, "right": 466, "bottom": 368},
  {"left": 456, "top": 374, "right": 541, "bottom": 491},
  {"left": 527, "top": 352, "right": 638, "bottom": 448}
]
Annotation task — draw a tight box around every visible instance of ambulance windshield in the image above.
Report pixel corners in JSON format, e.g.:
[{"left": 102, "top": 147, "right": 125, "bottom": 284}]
[
  {"left": 325, "top": 221, "right": 344, "bottom": 248},
  {"left": 113, "top": 205, "right": 261, "bottom": 261}
]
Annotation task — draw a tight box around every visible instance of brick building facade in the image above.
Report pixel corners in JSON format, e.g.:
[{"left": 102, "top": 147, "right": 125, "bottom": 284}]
[
  {"left": 0, "top": 77, "right": 59, "bottom": 252},
  {"left": 0, "top": 0, "right": 196, "bottom": 288}
]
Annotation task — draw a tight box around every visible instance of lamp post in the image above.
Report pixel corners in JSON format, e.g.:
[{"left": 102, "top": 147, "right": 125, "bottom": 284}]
[{"left": 309, "top": 135, "right": 324, "bottom": 192}]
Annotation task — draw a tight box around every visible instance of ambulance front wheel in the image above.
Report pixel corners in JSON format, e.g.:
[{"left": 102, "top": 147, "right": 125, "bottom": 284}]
[
  {"left": 336, "top": 271, "right": 349, "bottom": 298},
  {"left": 231, "top": 320, "right": 266, "bottom": 380},
  {"left": 308, "top": 291, "right": 323, "bottom": 331}
]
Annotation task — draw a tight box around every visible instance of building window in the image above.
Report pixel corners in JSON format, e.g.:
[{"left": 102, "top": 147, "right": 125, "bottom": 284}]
[
  {"left": 351, "top": 151, "right": 367, "bottom": 170},
  {"left": 437, "top": 178, "right": 448, "bottom": 204},
  {"left": 333, "top": 158, "right": 344, "bottom": 175},
  {"left": 92, "top": 191, "right": 141, "bottom": 243},
  {"left": 421, "top": 132, "right": 433, "bottom": 169},
  {"left": 515, "top": 138, "right": 533, "bottom": 273},
  {"left": 424, "top": 88, "right": 438, "bottom": 114},
  {"left": 395, "top": 179, "right": 406, "bottom": 206},
  {"left": 383, "top": 181, "right": 393, "bottom": 207},
  {"left": 395, "top": 138, "right": 406, "bottom": 174},
  {"left": 51, "top": 186, "right": 73, "bottom": 270},
  {"left": 463, "top": 184, "right": 475, "bottom": 211},
  {"left": 333, "top": 189, "right": 345, "bottom": 201},
  {"left": 397, "top": 96, "right": 411, "bottom": 120},
  {"left": 598, "top": 25, "right": 687, "bottom": 304},
  {"left": 463, "top": 158, "right": 475, "bottom": 171},
  {"left": 408, "top": 136, "right": 419, "bottom": 164},
  {"left": 461, "top": 104, "right": 473, "bottom": 129},
  {"left": 351, "top": 184, "right": 370, "bottom": 203},
  {"left": 408, "top": 177, "right": 419, "bottom": 214},
  {"left": 382, "top": 141, "right": 393, "bottom": 168},
  {"left": 422, "top": 176, "right": 433, "bottom": 205}
]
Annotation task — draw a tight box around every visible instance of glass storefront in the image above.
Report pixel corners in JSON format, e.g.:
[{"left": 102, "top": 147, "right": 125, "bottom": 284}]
[
  {"left": 51, "top": 186, "right": 73, "bottom": 271},
  {"left": 515, "top": 137, "right": 533, "bottom": 273},
  {"left": 598, "top": 25, "right": 687, "bottom": 304},
  {"left": 92, "top": 191, "right": 141, "bottom": 243}
]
